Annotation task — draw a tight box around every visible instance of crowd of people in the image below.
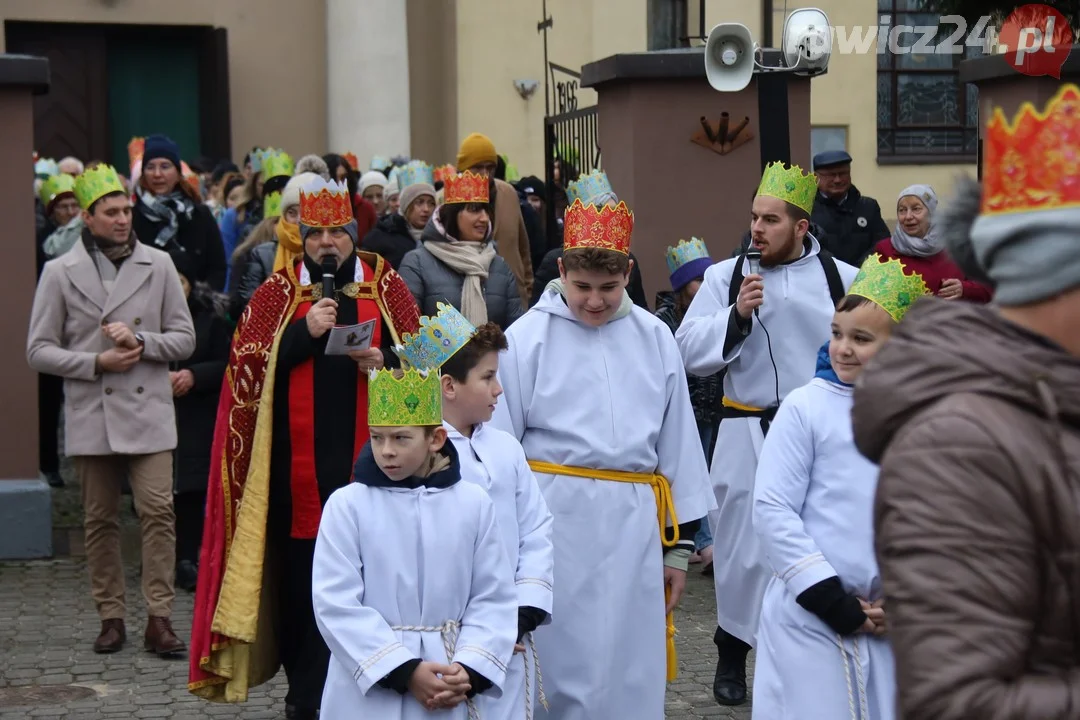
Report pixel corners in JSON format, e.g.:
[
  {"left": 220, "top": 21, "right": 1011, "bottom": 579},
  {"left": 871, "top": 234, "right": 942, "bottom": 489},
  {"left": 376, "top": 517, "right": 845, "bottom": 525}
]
[{"left": 26, "top": 83, "right": 1080, "bottom": 720}]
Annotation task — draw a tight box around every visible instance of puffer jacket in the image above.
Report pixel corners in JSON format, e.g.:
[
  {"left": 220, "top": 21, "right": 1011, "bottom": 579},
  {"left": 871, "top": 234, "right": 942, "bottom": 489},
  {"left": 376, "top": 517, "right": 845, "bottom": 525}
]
[
  {"left": 398, "top": 215, "right": 523, "bottom": 329},
  {"left": 852, "top": 297, "right": 1080, "bottom": 720}
]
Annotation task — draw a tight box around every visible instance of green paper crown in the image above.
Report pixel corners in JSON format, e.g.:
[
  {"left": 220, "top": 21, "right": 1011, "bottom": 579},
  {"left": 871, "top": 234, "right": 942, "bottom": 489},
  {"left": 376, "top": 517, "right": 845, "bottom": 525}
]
[
  {"left": 262, "top": 150, "right": 294, "bottom": 181},
  {"left": 74, "top": 165, "right": 126, "bottom": 210},
  {"left": 368, "top": 368, "right": 443, "bottom": 427},
  {"left": 263, "top": 191, "right": 283, "bottom": 219},
  {"left": 847, "top": 253, "right": 931, "bottom": 323},
  {"left": 756, "top": 161, "right": 817, "bottom": 215},
  {"left": 39, "top": 173, "right": 77, "bottom": 208}
]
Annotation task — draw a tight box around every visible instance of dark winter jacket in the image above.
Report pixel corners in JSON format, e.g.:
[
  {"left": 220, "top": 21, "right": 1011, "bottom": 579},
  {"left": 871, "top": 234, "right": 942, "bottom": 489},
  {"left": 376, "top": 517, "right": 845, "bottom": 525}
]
[
  {"left": 655, "top": 292, "right": 722, "bottom": 427},
  {"left": 398, "top": 217, "right": 524, "bottom": 330},
  {"left": 133, "top": 199, "right": 228, "bottom": 291},
  {"left": 361, "top": 213, "right": 420, "bottom": 271},
  {"left": 810, "top": 185, "right": 890, "bottom": 267},
  {"left": 173, "top": 284, "right": 233, "bottom": 495},
  {"left": 532, "top": 247, "right": 650, "bottom": 310},
  {"left": 230, "top": 241, "right": 276, "bottom": 320}
]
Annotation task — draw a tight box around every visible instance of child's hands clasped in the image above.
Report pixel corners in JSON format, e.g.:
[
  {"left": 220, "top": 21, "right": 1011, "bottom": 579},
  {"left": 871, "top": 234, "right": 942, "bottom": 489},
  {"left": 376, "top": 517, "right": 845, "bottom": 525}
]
[
  {"left": 409, "top": 661, "right": 471, "bottom": 710},
  {"left": 858, "top": 598, "right": 887, "bottom": 636}
]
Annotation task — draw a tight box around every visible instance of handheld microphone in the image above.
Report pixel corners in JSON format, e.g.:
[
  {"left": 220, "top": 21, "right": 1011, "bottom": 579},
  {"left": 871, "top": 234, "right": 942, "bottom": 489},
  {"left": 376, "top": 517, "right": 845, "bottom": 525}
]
[
  {"left": 746, "top": 248, "right": 762, "bottom": 277},
  {"left": 321, "top": 256, "right": 337, "bottom": 302}
]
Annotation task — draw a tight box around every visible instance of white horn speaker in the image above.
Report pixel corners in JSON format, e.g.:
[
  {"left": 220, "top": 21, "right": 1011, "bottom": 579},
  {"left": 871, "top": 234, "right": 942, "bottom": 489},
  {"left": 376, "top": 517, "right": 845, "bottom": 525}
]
[{"left": 704, "top": 22, "right": 755, "bottom": 92}]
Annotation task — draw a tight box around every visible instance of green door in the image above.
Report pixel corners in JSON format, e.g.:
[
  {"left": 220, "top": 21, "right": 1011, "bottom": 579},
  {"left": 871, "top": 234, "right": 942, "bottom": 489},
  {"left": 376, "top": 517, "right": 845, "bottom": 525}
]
[{"left": 107, "top": 37, "right": 201, "bottom": 173}]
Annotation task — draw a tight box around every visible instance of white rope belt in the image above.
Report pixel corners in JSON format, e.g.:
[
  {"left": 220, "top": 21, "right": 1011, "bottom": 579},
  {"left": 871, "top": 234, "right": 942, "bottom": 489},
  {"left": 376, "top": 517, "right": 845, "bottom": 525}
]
[
  {"left": 521, "top": 631, "right": 549, "bottom": 720},
  {"left": 837, "top": 633, "right": 870, "bottom": 720},
  {"left": 391, "top": 620, "right": 479, "bottom": 720}
]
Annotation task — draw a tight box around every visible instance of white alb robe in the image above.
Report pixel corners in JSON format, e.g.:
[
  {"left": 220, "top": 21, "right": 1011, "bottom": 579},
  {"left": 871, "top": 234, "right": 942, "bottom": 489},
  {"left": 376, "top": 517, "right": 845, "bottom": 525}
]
[
  {"left": 445, "top": 420, "right": 555, "bottom": 720},
  {"left": 491, "top": 289, "right": 715, "bottom": 720},
  {"left": 312, "top": 479, "right": 517, "bottom": 720},
  {"left": 751, "top": 378, "right": 895, "bottom": 719},
  {"left": 675, "top": 237, "right": 858, "bottom": 645}
]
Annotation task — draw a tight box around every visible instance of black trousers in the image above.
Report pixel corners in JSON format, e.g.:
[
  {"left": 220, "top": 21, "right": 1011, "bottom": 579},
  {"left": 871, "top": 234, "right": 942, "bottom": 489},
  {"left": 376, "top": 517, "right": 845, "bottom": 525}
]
[
  {"left": 38, "top": 373, "right": 63, "bottom": 474},
  {"left": 173, "top": 492, "right": 206, "bottom": 565},
  {"left": 276, "top": 537, "right": 331, "bottom": 710}
]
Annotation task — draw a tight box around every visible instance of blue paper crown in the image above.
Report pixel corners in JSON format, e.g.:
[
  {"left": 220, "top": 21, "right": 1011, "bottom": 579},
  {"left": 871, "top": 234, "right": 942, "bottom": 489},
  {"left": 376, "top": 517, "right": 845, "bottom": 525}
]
[
  {"left": 35, "top": 157, "right": 59, "bottom": 178},
  {"left": 395, "top": 302, "right": 477, "bottom": 370},
  {"left": 566, "top": 170, "right": 613, "bottom": 205},
  {"left": 665, "top": 237, "right": 710, "bottom": 275},
  {"left": 397, "top": 160, "right": 435, "bottom": 189},
  {"left": 370, "top": 154, "right": 391, "bottom": 171}
]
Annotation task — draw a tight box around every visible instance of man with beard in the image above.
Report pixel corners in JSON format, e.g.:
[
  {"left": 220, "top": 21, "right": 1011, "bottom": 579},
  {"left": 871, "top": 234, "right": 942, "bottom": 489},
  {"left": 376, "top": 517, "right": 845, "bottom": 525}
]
[
  {"left": 676, "top": 162, "right": 858, "bottom": 706},
  {"left": 189, "top": 177, "right": 420, "bottom": 719}
]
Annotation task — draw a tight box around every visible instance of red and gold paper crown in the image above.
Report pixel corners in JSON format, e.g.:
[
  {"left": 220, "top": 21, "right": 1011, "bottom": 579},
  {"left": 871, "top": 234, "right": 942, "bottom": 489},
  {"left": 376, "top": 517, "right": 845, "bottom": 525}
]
[
  {"left": 981, "top": 83, "right": 1080, "bottom": 217},
  {"left": 299, "top": 178, "right": 354, "bottom": 228},
  {"left": 443, "top": 171, "right": 489, "bottom": 205},
  {"left": 434, "top": 164, "right": 457, "bottom": 183},
  {"left": 342, "top": 152, "right": 359, "bottom": 171},
  {"left": 563, "top": 199, "right": 634, "bottom": 255}
]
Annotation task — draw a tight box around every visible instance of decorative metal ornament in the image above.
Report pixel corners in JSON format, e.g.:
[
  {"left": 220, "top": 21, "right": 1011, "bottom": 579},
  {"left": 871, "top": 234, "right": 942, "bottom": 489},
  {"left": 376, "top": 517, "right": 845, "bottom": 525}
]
[{"left": 691, "top": 112, "right": 754, "bottom": 156}]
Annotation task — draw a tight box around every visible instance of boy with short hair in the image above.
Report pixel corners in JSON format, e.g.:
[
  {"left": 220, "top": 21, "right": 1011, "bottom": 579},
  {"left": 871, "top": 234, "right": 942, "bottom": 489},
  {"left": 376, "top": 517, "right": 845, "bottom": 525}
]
[
  {"left": 491, "top": 199, "right": 715, "bottom": 719},
  {"left": 312, "top": 366, "right": 517, "bottom": 719},
  {"left": 397, "top": 302, "right": 554, "bottom": 720}
]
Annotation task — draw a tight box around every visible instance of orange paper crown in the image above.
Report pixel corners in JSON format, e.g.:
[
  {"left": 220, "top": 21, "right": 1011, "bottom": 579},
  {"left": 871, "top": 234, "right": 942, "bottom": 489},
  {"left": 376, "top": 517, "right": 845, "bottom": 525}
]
[
  {"left": 342, "top": 152, "right": 359, "bottom": 171},
  {"left": 563, "top": 199, "right": 634, "bottom": 255},
  {"left": 443, "top": 171, "right": 490, "bottom": 204},
  {"left": 434, "top": 164, "right": 457, "bottom": 183},
  {"left": 982, "top": 83, "right": 1080, "bottom": 217},
  {"left": 128, "top": 137, "right": 145, "bottom": 170},
  {"left": 299, "top": 178, "right": 354, "bottom": 228}
]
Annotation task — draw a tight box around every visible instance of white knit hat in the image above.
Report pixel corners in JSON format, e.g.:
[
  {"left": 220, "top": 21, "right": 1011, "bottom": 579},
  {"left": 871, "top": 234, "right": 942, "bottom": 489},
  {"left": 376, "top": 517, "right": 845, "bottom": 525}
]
[
  {"left": 281, "top": 172, "right": 320, "bottom": 214},
  {"left": 360, "top": 171, "right": 388, "bottom": 194}
]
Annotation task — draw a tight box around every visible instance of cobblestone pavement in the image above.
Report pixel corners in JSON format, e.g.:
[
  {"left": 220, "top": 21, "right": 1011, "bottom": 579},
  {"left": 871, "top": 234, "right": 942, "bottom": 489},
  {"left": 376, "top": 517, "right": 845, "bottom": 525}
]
[{"left": 0, "top": 557, "right": 753, "bottom": 718}]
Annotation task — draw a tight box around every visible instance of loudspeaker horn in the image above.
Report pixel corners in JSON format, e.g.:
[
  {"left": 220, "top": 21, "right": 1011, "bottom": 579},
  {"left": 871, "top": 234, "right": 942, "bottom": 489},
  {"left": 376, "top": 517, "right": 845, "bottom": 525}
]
[{"left": 705, "top": 22, "right": 755, "bottom": 92}]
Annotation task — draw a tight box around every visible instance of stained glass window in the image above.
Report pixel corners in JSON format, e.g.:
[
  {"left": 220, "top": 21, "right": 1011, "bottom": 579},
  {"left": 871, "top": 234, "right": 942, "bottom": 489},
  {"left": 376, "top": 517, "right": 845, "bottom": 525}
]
[{"left": 877, "top": 3, "right": 980, "bottom": 161}]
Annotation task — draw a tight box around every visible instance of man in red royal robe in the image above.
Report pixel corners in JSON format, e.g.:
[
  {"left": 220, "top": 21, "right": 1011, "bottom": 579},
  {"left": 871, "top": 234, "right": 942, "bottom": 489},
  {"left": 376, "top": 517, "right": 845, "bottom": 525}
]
[{"left": 188, "top": 177, "right": 420, "bottom": 718}]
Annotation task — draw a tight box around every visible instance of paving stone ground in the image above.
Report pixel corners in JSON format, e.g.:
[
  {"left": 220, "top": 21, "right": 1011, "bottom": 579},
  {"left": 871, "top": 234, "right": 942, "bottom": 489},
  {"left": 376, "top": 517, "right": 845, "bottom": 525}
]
[{"left": 0, "top": 554, "right": 753, "bottom": 718}]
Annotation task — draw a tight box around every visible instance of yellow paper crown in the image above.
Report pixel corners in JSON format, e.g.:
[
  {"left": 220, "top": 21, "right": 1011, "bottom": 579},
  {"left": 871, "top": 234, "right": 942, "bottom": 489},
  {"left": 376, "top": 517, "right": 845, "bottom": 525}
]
[
  {"left": 39, "top": 173, "right": 77, "bottom": 209},
  {"left": 263, "top": 191, "right": 283, "bottom": 219},
  {"left": 368, "top": 368, "right": 443, "bottom": 427},
  {"left": 74, "top": 165, "right": 126, "bottom": 210},
  {"left": 756, "top": 161, "right": 817, "bottom": 215},
  {"left": 847, "top": 253, "right": 931, "bottom": 323},
  {"left": 981, "top": 83, "right": 1080, "bottom": 217},
  {"left": 262, "top": 150, "right": 294, "bottom": 181}
]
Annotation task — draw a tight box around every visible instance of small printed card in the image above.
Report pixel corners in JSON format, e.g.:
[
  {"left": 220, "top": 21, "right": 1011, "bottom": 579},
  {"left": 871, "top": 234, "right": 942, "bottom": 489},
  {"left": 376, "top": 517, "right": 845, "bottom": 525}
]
[{"left": 325, "top": 319, "right": 377, "bottom": 355}]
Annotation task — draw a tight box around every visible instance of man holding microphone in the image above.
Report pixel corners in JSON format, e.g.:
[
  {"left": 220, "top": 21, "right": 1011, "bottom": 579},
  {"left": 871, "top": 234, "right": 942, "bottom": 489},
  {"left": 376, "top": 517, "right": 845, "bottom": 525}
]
[{"left": 676, "top": 161, "right": 857, "bottom": 706}]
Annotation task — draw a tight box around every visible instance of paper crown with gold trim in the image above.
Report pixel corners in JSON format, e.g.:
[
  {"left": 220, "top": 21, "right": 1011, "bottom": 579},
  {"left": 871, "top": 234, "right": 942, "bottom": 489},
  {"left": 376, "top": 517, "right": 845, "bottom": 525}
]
[
  {"left": 368, "top": 368, "right": 443, "bottom": 427},
  {"left": 299, "top": 177, "right": 354, "bottom": 228},
  {"left": 39, "top": 173, "right": 77, "bottom": 209},
  {"left": 566, "top": 170, "right": 614, "bottom": 205},
  {"left": 261, "top": 150, "right": 294, "bottom": 181},
  {"left": 434, "top": 164, "right": 457, "bottom": 183},
  {"left": 395, "top": 302, "right": 477, "bottom": 370},
  {"left": 263, "top": 191, "right": 283, "bottom": 219},
  {"left": 397, "top": 160, "right": 435, "bottom": 189},
  {"left": 666, "top": 238, "right": 713, "bottom": 291},
  {"left": 847, "top": 253, "right": 931, "bottom": 323},
  {"left": 756, "top": 161, "right": 817, "bottom": 216},
  {"left": 341, "top": 152, "right": 359, "bottom": 172},
  {"left": 979, "top": 83, "right": 1080, "bottom": 217},
  {"left": 74, "top": 164, "right": 127, "bottom": 210},
  {"left": 35, "top": 157, "right": 58, "bottom": 179},
  {"left": 563, "top": 199, "right": 634, "bottom": 255},
  {"left": 443, "top": 171, "right": 490, "bottom": 205}
]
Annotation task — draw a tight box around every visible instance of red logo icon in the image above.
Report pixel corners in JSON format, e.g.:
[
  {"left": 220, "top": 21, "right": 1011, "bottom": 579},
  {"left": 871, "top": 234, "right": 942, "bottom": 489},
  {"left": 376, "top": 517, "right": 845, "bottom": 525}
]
[{"left": 1000, "top": 4, "right": 1073, "bottom": 78}]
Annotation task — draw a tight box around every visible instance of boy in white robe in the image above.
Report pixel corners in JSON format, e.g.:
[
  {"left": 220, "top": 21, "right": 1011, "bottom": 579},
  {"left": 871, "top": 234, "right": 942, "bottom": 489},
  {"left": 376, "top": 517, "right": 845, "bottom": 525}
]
[
  {"left": 395, "top": 302, "right": 555, "bottom": 720},
  {"left": 751, "top": 254, "right": 930, "bottom": 719},
  {"left": 676, "top": 162, "right": 858, "bottom": 705},
  {"left": 491, "top": 198, "right": 715, "bottom": 720},
  {"left": 312, "top": 366, "right": 517, "bottom": 720}
]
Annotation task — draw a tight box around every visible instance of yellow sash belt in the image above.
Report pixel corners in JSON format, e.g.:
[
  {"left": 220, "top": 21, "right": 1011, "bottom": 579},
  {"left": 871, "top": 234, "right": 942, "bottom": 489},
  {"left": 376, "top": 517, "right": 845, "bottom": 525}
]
[
  {"left": 527, "top": 460, "right": 681, "bottom": 682},
  {"left": 721, "top": 396, "right": 763, "bottom": 412}
]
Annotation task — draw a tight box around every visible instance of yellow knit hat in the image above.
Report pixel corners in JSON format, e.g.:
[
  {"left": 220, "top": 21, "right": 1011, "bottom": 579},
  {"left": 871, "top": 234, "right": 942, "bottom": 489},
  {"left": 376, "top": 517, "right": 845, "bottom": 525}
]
[{"left": 456, "top": 132, "right": 498, "bottom": 171}]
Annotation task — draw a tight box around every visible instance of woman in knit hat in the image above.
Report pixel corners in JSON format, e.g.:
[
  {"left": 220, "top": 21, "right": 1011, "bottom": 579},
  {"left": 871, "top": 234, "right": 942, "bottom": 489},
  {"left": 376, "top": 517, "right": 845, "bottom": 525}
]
[
  {"left": 132, "top": 134, "right": 228, "bottom": 290},
  {"left": 456, "top": 132, "right": 534, "bottom": 305},
  {"left": 359, "top": 170, "right": 388, "bottom": 215},
  {"left": 399, "top": 170, "right": 523, "bottom": 329},
  {"left": 872, "top": 184, "right": 992, "bottom": 303},
  {"left": 360, "top": 163, "right": 437, "bottom": 270}
]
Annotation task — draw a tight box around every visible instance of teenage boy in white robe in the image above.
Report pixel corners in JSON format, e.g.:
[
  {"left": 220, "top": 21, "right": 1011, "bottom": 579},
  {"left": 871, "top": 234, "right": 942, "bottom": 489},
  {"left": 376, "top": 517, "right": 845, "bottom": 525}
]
[
  {"left": 312, "top": 366, "right": 517, "bottom": 720},
  {"left": 491, "top": 198, "right": 715, "bottom": 720},
  {"left": 676, "top": 162, "right": 859, "bottom": 705},
  {"left": 751, "top": 254, "right": 930, "bottom": 719},
  {"left": 395, "top": 302, "right": 554, "bottom": 720}
]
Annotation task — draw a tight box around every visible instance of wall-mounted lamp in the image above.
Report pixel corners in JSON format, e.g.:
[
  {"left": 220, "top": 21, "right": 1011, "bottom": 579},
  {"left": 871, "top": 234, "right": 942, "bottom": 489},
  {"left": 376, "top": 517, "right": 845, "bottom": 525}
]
[{"left": 514, "top": 79, "right": 540, "bottom": 100}]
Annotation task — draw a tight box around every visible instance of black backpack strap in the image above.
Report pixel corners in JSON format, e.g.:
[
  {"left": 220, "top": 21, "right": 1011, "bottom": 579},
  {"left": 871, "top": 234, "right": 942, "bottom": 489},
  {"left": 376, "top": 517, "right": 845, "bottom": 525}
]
[
  {"left": 729, "top": 252, "right": 747, "bottom": 307},
  {"left": 817, "top": 249, "right": 846, "bottom": 305}
]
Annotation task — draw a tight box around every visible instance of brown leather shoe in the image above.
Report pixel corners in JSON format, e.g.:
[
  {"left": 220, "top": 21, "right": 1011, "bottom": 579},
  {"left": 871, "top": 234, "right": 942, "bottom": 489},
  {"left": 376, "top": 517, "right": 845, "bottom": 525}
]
[
  {"left": 144, "top": 616, "right": 186, "bottom": 657},
  {"left": 93, "top": 618, "right": 126, "bottom": 654}
]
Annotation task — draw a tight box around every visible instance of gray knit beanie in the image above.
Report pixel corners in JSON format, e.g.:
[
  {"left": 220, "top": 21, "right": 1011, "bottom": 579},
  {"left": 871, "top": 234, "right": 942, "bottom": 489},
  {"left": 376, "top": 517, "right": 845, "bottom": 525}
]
[
  {"left": 295, "top": 154, "right": 330, "bottom": 181},
  {"left": 970, "top": 208, "right": 1080, "bottom": 305}
]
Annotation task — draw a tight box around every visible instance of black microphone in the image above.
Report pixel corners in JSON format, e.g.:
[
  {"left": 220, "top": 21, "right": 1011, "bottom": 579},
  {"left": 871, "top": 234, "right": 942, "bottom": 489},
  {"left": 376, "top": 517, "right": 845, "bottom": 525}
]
[
  {"left": 745, "top": 249, "right": 763, "bottom": 317},
  {"left": 321, "top": 256, "right": 337, "bottom": 302}
]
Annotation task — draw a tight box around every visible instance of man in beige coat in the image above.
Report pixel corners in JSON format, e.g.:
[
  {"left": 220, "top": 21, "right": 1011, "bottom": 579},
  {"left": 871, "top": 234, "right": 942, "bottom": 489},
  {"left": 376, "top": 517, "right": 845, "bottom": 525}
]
[
  {"left": 456, "top": 132, "right": 534, "bottom": 305},
  {"left": 26, "top": 164, "right": 196, "bottom": 657}
]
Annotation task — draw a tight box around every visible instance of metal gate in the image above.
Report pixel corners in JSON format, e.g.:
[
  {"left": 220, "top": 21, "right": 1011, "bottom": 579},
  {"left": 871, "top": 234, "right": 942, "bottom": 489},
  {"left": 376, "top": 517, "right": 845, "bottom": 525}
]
[{"left": 543, "top": 62, "right": 600, "bottom": 247}]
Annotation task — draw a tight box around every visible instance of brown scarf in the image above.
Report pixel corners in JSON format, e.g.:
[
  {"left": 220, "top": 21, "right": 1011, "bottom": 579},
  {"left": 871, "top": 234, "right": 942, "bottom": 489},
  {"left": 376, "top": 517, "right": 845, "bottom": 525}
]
[{"left": 83, "top": 228, "right": 136, "bottom": 265}]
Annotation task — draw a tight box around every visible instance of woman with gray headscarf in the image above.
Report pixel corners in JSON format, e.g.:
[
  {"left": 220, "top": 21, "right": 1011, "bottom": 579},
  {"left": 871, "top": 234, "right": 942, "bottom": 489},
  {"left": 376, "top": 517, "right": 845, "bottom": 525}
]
[{"left": 873, "top": 183, "right": 992, "bottom": 303}]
